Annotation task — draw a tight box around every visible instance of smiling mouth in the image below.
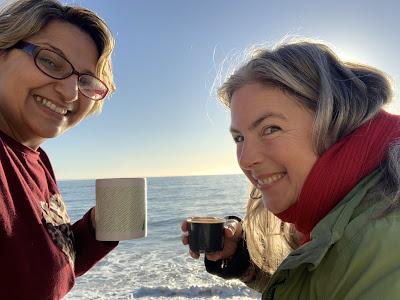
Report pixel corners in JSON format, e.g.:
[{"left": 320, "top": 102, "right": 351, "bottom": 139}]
[
  {"left": 257, "top": 173, "right": 285, "bottom": 186},
  {"left": 34, "top": 95, "right": 69, "bottom": 115}
]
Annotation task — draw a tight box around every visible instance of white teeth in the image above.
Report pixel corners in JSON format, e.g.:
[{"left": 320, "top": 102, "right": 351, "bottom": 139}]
[
  {"left": 34, "top": 96, "right": 68, "bottom": 115},
  {"left": 258, "top": 174, "right": 284, "bottom": 185}
]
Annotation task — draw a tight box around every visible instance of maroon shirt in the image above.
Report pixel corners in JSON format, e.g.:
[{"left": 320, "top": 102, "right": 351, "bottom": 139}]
[{"left": 0, "top": 130, "right": 117, "bottom": 300}]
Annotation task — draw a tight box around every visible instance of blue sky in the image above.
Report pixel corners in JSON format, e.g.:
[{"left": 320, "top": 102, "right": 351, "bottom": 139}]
[{"left": 41, "top": 0, "right": 400, "bottom": 180}]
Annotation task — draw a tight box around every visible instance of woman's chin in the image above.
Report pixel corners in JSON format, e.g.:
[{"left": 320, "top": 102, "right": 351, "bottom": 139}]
[{"left": 262, "top": 196, "right": 292, "bottom": 215}]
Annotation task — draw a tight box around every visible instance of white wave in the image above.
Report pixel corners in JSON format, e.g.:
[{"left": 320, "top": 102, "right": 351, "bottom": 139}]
[
  {"left": 63, "top": 249, "right": 261, "bottom": 300},
  {"left": 134, "top": 284, "right": 259, "bottom": 299}
]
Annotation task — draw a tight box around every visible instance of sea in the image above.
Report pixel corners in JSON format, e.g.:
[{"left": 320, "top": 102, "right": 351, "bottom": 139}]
[{"left": 60, "top": 174, "right": 262, "bottom": 300}]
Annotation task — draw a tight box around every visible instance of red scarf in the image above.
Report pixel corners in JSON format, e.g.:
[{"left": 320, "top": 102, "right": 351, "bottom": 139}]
[{"left": 275, "top": 110, "right": 400, "bottom": 245}]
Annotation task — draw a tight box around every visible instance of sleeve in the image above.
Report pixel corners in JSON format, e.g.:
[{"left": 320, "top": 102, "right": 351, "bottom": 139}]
[
  {"left": 72, "top": 208, "right": 118, "bottom": 277},
  {"left": 204, "top": 216, "right": 271, "bottom": 293},
  {"left": 205, "top": 236, "right": 251, "bottom": 279},
  {"left": 204, "top": 235, "right": 271, "bottom": 292}
]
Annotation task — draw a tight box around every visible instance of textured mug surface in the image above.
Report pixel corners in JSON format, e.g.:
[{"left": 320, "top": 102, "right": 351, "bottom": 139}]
[{"left": 95, "top": 178, "right": 147, "bottom": 241}]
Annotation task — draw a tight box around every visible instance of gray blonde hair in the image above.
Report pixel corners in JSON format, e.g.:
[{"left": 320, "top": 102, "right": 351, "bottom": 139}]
[
  {"left": 0, "top": 0, "right": 115, "bottom": 116},
  {"left": 217, "top": 39, "right": 398, "bottom": 275}
]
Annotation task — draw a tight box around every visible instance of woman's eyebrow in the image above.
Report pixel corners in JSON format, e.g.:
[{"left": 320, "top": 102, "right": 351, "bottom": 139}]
[
  {"left": 41, "top": 42, "right": 65, "bottom": 56},
  {"left": 41, "top": 42, "right": 96, "bottom": 76},
  {"left": 230, "top": 113, "right": 286, "bottom": 133}
]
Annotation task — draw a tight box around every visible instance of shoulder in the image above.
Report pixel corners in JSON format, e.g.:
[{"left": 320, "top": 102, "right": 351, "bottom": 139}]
[
  {"left": 346, "top": 199, "right": 400, "bottom": 253},
  {"left": 316, "top": 207, "right": 400, "bottom": 299},
  {"left": 38, "top": 147, "right": 57, "bottom": 179},
  {"left": 343, "top": 210, "right": 400, "bottom": 265}
]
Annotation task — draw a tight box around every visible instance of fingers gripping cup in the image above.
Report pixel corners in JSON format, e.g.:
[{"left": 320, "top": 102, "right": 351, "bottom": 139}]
[
  {"left": 95, "top": 178, "right": 147, "bottom": 241},
  {"left": 187, "top": 217, "right": 226, "bottom": 253}
]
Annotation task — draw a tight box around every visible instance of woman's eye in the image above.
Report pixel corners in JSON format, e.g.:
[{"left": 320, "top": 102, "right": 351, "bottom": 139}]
[
  {"left": 233, "top": 136, "right": 244, "bottom": 143},
  {"left": 79, "top": 77, "right": 91, "bottom": 88},
  {"left": 39, "top": 57, "right": 58, "bottom": 68},
  {"left": 263, "top": 126, "right": 280, "bottom": 135}
]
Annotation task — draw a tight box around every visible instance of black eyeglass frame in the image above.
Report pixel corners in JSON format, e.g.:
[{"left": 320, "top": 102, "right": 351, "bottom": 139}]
[{"left": 14, "top": 41, "right": 108, "bottom": 101}]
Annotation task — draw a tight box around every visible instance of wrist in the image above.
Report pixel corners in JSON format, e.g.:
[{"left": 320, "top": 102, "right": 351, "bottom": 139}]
[
  {"left": 205, "top": 216, "right": 252, "bottom": 280},
  {"left": 205, "top": 237, "right": 251, "bottom": 279},
  {"left": 239, "top": 261, "right": 259, "bottom": 283}
]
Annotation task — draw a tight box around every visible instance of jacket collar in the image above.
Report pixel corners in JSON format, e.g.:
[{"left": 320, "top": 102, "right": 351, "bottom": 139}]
[{"left": 277, "top": 167, "right": 384, "bottom": 272}]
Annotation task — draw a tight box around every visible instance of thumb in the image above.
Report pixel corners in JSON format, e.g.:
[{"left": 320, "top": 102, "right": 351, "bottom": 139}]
[{"left": 225, "top": 219, "right": 240, "bottom": 238}]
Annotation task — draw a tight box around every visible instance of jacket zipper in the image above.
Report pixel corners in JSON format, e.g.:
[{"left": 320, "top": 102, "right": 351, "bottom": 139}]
[{"left": 266, "top": 269, "right": 289, "bottom": 300}]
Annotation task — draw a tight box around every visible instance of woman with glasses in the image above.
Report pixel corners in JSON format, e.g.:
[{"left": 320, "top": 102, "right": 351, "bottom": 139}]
[
  {"left": 0, "top": 0, "right": 116, "bottom": 299},
  {"left": 182, "top": 39, "right": 400, "bottom": 299}
]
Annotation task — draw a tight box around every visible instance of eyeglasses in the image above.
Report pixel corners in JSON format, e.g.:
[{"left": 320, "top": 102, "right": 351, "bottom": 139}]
[{"left": 14, "top": 41, "right": 108, "bottom": 100}]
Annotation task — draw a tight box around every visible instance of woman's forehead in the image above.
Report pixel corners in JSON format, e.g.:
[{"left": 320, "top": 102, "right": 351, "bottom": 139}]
[{"left": 28, "top": 21, "right": 99, "bottom": 73}]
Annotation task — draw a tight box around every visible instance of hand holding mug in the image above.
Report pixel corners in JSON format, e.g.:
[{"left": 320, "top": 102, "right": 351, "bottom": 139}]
[{"left": 181, "top": 216, "right": 243, "bottom": 260}]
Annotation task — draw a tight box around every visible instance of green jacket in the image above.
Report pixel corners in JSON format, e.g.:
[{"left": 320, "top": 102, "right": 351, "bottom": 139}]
[{"left": 262, "top": 167, "right": 400, "bottom": 299}]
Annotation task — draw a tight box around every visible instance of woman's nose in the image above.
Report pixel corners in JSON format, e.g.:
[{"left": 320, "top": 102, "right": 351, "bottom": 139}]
[
  {"left": 238, "top": 139, "right": 263, "bottom": 170},
  {"left": 54, "top": 75, "right": 79, "bottom": 103}
]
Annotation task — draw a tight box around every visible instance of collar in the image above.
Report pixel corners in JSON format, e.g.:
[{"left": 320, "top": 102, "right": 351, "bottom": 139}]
[{"left": 277, "top": 167, "right": 383, "bottom": 272}]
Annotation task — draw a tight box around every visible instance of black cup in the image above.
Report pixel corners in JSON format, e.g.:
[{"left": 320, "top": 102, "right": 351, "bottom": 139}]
[{"left": 187, "top": 217, "right": 225, "bottom": 253}]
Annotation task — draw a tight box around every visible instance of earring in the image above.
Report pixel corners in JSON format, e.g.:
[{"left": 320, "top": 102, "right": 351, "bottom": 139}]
[{"left": 250, "top": 187, "right": 262, "bottom": 200}]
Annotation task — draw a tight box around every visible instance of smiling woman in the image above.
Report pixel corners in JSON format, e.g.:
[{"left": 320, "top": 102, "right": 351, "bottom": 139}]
[
  {"left": 229, "top": 84, "right": 318, "bottom": 214},
  {"left": 181, "top": 38, "right": 400, "bottom": 299},
  {"left": 0, "top": 21, "right": 100, "bottom": 148},
  {"left": 0, "top": 1, "right": 118, "bottom": 299}
]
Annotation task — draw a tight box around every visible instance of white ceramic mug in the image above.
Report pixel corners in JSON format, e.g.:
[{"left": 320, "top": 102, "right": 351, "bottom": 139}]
[{"left": 95, "top": 177, "right": 147, "bottom": 241}]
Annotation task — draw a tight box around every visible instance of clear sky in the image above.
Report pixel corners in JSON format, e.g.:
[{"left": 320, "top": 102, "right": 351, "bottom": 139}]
[{"left": 37, "top": 0, "right": 400, "bottom": 180}]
